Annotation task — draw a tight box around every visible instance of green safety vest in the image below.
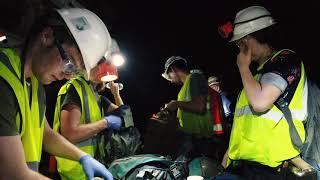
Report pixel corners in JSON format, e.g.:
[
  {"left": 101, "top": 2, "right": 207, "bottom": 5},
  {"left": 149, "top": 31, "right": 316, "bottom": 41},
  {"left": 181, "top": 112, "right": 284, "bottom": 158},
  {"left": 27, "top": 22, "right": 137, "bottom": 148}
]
[
  {"left": 0, "top": 48, "right": 46, "bottom": 171},
  {"left": 228, "top": 49, "right": 308, "bottom": 167},
  {"left": 177, "top": 73, "right": 213, "bottom": 137},
  {"left": 53, "top": 76, "right": 103, "bottom": 180}
]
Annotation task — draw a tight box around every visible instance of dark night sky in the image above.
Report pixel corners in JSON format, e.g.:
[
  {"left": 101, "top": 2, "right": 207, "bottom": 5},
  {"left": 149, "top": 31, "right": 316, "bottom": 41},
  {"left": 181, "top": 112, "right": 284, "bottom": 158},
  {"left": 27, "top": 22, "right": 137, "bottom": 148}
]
[
  {"left": 76, "top": 0, "right": 319, "bottom": 133},
  {"left": 1, "top": 0, "right": 319, "bottom": 133}
]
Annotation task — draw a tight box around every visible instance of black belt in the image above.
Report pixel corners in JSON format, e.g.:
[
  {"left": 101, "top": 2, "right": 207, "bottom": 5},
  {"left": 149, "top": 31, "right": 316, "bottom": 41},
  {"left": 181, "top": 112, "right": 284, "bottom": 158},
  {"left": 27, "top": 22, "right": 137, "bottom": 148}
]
[{"left": 228, "top": 160, "right": 283, "bottom": 173}]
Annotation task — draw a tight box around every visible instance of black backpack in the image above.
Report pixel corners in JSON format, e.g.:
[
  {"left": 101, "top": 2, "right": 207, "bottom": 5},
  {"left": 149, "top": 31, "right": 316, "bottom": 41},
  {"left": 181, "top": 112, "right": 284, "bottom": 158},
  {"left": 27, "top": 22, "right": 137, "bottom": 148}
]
[
  {"left": 275, "top": 78, "right": 320, "bottom": 178},
  {"left": 300, "top": 80, "right": 320, "bottom": 167},
  {"left": 96, "top": 105, "right": 142, "bottom": 166}
]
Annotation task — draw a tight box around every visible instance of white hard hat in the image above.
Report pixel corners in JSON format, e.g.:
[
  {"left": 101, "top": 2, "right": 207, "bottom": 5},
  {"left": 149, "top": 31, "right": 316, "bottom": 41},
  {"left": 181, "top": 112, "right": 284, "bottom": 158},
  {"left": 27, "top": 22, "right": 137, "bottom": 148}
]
[
  {"left": 161, "top": 56, "right": 187, "bottom": 81},
  {"left": 105, "top": 38, "right": 126, "bottom": 67},
  {"left": 230, "top": 6, "right": 276, "bottom": 42},
  {"left": 208, "top": 76, "right": 220, "bottom": 86},
  {"left": 110, "top": 38, "right": 120, "bottom": 53},
  {"left": 56, "top": 8, "right": 112, "bottom": 76}
]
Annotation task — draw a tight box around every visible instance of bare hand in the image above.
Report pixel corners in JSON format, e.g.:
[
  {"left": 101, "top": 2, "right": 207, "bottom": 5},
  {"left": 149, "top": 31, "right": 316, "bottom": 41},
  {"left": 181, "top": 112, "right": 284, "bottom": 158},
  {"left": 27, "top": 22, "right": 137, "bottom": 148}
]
[
  {"left": 236, "top": 42, "right": 252, "bottom": 69},
  {"left": 165, "top": 100, "right": 178, "bottom": 111},
  {"left": 221, "top": 150, "right": 229, "bottom": 169},
  {"left": 110, "top": 81, "right": 119, "bottom": 95}
]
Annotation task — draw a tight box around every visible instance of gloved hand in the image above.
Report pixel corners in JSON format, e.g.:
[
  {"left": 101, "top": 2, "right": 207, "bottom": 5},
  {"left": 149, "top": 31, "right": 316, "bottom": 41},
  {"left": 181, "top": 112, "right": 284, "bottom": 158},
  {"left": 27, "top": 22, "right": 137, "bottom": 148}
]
[
  {"left": 79, "top": 155, "right": 113, "bottom": 180},
  {"left": 104, "top": 115, "right": 122, "bottom": 130}
]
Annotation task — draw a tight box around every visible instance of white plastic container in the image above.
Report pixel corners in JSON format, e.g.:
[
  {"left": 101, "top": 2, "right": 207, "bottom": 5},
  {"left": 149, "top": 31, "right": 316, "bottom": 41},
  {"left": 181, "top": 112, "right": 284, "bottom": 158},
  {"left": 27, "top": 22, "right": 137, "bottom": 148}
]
[{"left": 187, "top": 176, "right": 204, "bottom": 180}]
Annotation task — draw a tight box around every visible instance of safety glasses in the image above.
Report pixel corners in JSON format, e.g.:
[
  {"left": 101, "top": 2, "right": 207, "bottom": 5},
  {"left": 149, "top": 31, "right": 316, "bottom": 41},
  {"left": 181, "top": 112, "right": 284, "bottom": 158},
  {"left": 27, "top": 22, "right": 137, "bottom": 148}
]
[
  {"left": 55, "top": 39, "right": 82, "bottom": 75},
  {"left": 235, "top": 36, "right": 248, "bottom": 48},
  {"left": 235, "top": 39, "right": 244, "bottom": 48}
]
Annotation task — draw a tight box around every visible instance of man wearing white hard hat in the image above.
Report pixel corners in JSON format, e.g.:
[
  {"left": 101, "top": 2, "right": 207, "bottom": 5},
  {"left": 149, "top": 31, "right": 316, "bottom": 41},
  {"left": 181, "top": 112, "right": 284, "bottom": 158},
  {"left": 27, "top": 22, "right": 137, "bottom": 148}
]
[
  {"left": 0, "top": 8, "right": 113, "bottom": 179},
  {"left": 221, "top": 6, "right": 311, "bottom": 179},
  {"left": 53, "top": 38, "right": 126, "bottom": 180},
  {"left": 162, "top": 56, "right": 218, "bottom": 159}
]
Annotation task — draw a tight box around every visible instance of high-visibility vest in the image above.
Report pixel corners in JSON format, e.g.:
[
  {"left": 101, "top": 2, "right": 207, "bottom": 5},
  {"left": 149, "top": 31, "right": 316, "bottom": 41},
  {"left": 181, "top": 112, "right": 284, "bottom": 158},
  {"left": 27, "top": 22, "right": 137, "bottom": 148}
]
[
  {"left": 0, "top": 48, "right": 46, "bottom": 171},
  {"left": 208, "top": 87, "right": 224, "bottom": 135},
  {"left": 53, "top": 76, "right": 103, "bottom": 180},
  {"left": 228, "top": 49, "right": 308, "bottom": 167},
  {"left": 177, "top": 73, "right": 213, "bottom": 137}
]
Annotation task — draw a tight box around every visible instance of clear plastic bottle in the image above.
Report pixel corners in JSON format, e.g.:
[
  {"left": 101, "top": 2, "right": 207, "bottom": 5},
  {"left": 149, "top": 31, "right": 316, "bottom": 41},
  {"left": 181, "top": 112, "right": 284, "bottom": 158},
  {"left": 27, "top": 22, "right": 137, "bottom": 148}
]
[{"left": 105, "top": 82, "right": 123, "bottom": 90}]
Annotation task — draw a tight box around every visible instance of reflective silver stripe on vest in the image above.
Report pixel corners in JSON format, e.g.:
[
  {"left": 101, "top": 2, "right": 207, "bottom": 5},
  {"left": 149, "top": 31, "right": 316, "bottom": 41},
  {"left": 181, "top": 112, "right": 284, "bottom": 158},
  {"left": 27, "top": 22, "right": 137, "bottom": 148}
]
[
  {"left": 235, "top": 105, "right": 307, "bottom": 123},
  {"left": 37, "top": 84, "right": 46, "bottom": 127},
  {"left": 184, "top": 82, "right": 191, "bottom": 101},
  {"left": 213, "top": 124, "right": 223, "bottom": 131},
  {"left": 76, "top": 137, "right": 98, "bottom": 147},
  {"left": 27, "top": 161, "right": 39, "bottom": 172},
  {"left": 299, "top": 78, "right": 308, "bottom": 120},
  {"left": 76, "top": 79, "right": 91, "bottom": 124},
  {"left": 73, "top": 78, "right": 99, "bottom": 148},
  {"left": 235, "top": 80, "right": 308, "bottom": 122},
  {"left": 235, "top": 105, "right": 284, "bottom": 123}
]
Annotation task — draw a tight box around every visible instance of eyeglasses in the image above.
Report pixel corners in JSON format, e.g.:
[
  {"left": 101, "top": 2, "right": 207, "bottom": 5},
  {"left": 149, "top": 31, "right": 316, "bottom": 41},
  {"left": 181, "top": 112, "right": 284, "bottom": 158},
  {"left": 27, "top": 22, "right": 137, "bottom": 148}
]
[
  {"left": 55, "top": 39, "right": 82, "bottom": 75},
  {"left": 235, "top": 39, "right": 243, "bottom": 48}
]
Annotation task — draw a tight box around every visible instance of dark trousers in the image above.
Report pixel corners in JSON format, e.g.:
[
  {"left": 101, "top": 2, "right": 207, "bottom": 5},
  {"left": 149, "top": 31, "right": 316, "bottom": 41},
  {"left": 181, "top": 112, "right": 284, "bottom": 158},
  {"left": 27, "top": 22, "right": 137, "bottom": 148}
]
[
  {"left": 175, "top": 131, "right": 227, "bottom": 161},
  {"left": 226, "top": 161, "right": 285, "bottom": 180}
]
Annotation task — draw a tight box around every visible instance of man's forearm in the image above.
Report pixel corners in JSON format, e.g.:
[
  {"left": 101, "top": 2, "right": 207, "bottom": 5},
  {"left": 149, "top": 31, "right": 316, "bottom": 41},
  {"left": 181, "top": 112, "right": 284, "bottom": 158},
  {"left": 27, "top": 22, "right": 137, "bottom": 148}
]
[
  {"left": 113, "top": 93, "right": 124, "bottom": 106},
  {"left": 239, "top": 66, "right": 263, "bottom": 107},
  {"left": 24, "top": 170, "right": 51, "bottom": 180},
  {"left": 11, "top": 168, "right": 51, "bottom": 180},
  {"left": 62, "top": 120, "right": 107, "bottom": 143},
  {"left": 176, "top": 100, "right": 205, "bottom": 114},
  {"left": 0, "top": 136, "right": 51, "bottom": 180},
  {"left": 43, "top": 120, "right": 86, "bottom": 162}
]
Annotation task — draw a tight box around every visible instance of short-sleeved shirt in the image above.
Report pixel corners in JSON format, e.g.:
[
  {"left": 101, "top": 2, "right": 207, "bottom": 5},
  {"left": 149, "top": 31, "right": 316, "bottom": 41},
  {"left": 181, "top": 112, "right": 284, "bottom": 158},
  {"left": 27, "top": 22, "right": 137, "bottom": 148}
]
[
  {"left": 0, "top": 77, "right": 38, "bottom": 136},
  {"left": 0, "top": 77, "right": 19, "bottom": 136},
  {"left": 189, "top": 72, "right": 208, "bottom": 99},
  {"left": 61, "top": 83, "right": 111, "bottom": 112},
  {"left": 259, "top": 50, "right": 301, "bottom": 103}
]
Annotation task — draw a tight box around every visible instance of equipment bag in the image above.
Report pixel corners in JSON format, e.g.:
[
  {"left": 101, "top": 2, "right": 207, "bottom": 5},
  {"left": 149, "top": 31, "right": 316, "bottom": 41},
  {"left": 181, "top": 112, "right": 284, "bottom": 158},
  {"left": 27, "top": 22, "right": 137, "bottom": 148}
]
[
  {"left": 96, "top": 105, "right": 142, "bottom": 165},
  {"left": 275, "top": 79, "right": 320, "bottom": 179},
  {"left": 108, "top": 154, "right": 189, "bottom": 180}
]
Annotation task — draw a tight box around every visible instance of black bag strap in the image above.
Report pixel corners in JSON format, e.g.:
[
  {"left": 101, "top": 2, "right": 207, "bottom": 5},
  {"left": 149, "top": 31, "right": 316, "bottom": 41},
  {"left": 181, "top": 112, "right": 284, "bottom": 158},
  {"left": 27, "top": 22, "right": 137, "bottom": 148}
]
[
  {"left": 257, "top": 49, "right": 304, "bottom": 150},
  {"left": 276, "top": 98, "right": 303, "bottom": 150}
]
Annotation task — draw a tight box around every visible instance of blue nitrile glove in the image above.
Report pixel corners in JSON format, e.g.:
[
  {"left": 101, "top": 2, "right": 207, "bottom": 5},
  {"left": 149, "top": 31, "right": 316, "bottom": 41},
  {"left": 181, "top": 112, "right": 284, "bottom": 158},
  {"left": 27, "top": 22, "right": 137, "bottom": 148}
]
[
  {"left": 79, "top": 155, "right": 113, "bottom": 180},
  {"left": 104, "top": 115, "right": 122, "bottom": 130}
]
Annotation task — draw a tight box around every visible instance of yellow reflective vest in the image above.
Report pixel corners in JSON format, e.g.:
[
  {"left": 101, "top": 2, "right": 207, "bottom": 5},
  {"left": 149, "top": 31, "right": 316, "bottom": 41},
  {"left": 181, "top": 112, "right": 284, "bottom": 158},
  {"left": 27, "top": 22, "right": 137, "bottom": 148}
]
[
  {"left": 0, "top": 48, "right": 46, "bottom": 171},
  {"left": 53, "top": 76, "right": 103, "bottom": 180},
  {"left": 177, "top": 73, "right": 213, "bottom": 137},
  {"left": 228, "top": 49, "right": 308, "bottom": 167}
]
